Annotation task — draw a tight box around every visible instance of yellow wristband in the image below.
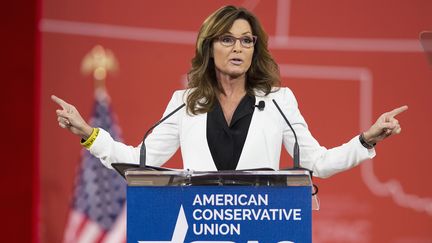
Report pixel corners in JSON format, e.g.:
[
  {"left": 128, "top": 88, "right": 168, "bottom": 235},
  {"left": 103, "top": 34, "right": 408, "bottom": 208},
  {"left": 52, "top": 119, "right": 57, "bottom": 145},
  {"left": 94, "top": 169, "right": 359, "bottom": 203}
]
[{"left": 81, "top": 128, "right": 100, "bottom": 149}]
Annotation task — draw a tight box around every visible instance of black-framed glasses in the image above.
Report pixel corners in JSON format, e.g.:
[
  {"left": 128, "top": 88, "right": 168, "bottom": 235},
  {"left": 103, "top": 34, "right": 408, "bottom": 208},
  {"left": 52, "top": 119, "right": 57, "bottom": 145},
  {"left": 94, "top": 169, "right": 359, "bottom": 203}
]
[{"left": 217, "top": 35, "right": 257, "bottom": 48}]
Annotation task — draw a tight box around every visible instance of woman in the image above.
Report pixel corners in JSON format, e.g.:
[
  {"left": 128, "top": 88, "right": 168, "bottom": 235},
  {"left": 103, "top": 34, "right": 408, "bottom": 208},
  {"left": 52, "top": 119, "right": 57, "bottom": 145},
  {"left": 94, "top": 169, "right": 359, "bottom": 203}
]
[{"left": 52, "top": 6, "right": 407, "bottom": 178}]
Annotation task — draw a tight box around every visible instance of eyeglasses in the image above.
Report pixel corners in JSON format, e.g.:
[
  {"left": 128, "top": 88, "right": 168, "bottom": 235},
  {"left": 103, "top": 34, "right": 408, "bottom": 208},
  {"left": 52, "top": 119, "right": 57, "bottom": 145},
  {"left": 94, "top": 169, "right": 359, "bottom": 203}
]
[{"left": 217, "top": 35, "right": 257, "bottom": 48}]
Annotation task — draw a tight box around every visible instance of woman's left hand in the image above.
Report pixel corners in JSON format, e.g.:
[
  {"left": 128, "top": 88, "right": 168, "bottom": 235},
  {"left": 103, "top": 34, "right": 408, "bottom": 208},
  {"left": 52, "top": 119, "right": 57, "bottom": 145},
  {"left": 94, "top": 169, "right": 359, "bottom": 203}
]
[{"left": 363, "top": 105, "right": 408, "bottom": 145}]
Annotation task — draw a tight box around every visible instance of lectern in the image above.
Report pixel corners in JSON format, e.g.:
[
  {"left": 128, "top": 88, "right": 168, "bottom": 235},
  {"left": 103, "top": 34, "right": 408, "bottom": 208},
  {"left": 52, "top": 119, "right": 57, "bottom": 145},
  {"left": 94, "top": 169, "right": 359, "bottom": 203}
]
[{"left": 122, "top": 168, "right": 318, "bottom": 243}]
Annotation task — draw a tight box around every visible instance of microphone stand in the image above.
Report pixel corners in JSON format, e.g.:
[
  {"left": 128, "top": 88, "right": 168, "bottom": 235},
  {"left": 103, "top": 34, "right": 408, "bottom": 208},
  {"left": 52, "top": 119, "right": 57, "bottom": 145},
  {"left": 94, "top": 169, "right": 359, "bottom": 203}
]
[{"left": 139, "top": 103, "right": 186, "bottom": 168}]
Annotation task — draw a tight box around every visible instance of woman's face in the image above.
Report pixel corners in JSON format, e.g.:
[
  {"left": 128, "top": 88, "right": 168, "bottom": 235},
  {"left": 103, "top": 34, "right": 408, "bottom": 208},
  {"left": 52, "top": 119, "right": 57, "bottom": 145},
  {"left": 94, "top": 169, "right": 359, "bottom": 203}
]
[{"left": 212, "top": 19, "right": 255, "bottom": 80}]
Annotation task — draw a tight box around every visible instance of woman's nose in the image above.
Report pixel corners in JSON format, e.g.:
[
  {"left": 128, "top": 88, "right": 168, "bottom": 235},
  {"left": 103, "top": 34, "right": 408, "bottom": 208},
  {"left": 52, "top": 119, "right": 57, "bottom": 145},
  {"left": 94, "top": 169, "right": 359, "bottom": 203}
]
[{"left": 232, "top": 39, "right": 243, "bottom": 53}]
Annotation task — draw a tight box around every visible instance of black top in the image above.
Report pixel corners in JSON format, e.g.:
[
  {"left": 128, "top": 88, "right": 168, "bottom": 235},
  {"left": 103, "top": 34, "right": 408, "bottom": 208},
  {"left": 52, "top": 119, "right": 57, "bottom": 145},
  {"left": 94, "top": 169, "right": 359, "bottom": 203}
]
[{"left": 206, "top": 95, "right": 256, "bottom": 170}]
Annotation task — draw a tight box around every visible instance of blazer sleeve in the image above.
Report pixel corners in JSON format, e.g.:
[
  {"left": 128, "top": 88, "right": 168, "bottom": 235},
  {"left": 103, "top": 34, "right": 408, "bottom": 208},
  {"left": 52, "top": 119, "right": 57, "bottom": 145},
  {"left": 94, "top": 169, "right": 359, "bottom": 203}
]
[
  {"left": 88, "top": 90, "right": 184, "bottom": 169},
  {"left": 278, "top": 88, "right": 376, "bottom": 178}
]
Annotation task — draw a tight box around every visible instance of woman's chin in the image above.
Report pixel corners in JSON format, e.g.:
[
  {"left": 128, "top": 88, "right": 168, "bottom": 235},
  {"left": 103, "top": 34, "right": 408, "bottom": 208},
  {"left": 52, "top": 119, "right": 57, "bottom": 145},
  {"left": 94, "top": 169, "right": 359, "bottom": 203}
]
[
  {"left": 216, "top": 67, "right": 247, "bottom": 80},
  {"left": 227, "top": 69, "right": 246, "bottom": 79}
]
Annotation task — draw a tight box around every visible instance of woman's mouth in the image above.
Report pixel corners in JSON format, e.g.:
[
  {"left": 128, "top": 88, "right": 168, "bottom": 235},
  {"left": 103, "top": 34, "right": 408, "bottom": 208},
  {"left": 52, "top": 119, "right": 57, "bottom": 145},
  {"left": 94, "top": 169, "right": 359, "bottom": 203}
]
[{"left": 229, "top": 58, "right": 243, "bottom": 65}]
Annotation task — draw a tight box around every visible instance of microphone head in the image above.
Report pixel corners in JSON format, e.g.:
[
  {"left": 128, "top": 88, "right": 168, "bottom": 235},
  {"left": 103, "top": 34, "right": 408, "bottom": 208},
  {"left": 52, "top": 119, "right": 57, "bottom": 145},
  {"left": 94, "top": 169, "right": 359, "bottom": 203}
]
[{"left": 257, "top": 100, "right": 265, "bottom": 111}]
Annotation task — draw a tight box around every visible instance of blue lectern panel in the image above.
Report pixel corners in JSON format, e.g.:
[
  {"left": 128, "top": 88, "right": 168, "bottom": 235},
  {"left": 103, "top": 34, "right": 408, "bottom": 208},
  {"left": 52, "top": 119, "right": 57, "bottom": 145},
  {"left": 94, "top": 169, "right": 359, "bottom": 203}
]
[{"left": 127, "top": 186, "right": 311, "bottom": 243}]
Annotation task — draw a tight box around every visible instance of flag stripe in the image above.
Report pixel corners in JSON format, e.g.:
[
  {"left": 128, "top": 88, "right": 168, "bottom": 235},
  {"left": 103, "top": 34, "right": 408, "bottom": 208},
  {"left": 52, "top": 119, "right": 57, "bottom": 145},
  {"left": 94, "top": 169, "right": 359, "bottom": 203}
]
[
  {"left": 63, "top": 211, "right": 85, "bottom": 243},
  {"left": 76, "top": 221, "right": 103, "bottom": 243},
  {"left": 102, "top": 207, "right": 126, "bottom": 243},
  {"left": 96, "top": 231, "right": 107, "bottom": 243}
]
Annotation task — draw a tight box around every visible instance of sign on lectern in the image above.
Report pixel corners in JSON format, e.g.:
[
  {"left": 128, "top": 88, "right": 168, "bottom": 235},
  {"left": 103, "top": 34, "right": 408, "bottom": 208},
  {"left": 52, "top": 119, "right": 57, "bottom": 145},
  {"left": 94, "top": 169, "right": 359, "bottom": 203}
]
[{"left": 116, "top": 167, "right": 318, "bottom": 243}]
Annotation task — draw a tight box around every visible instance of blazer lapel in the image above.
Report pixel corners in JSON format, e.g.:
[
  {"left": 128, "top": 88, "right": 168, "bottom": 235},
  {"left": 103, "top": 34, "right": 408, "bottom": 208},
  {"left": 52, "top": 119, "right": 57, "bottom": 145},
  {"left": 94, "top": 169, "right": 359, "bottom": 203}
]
[
  {"left": 236, "top": 96, "right": 273, "bottom": 170},
  {"left": 180, "top": 112, "right": 217, "bottom": 171},
  {"left": 237, "top": 93, "right": 285, "bottom": 170}
]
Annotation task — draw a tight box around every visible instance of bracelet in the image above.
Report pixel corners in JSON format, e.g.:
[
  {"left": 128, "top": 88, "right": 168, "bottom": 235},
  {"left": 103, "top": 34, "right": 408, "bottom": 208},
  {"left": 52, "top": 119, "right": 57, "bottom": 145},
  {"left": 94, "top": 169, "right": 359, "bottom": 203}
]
[
  {"left": 359, "top": 133, "right": 376, "bottom": 149},
  {"left": 81, "top": 128, "right": 100, "bottom": 149}
]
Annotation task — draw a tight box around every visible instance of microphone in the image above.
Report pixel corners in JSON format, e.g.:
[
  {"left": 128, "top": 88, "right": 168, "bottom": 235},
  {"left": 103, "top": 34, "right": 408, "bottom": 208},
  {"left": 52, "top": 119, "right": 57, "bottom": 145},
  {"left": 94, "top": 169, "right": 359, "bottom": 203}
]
[
  {"left": 272, "top": 99, "right": 318, "bottom": 194},
  {"left": 254, "top": 100, "right": 265, "bottom": 111},
  {"left": 272, "top": 99, "right": 300, "bottom": 169},
  {"left": 139, "top": 103, "right": 186, "bottom": 168}
]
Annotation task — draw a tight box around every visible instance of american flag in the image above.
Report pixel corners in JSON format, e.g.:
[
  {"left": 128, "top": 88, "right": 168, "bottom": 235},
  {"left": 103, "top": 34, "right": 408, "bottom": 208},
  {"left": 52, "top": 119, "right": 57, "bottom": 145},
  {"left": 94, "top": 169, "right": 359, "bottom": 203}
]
[{"left": 63, "top": 90, "right": 127, "bottom": 243}]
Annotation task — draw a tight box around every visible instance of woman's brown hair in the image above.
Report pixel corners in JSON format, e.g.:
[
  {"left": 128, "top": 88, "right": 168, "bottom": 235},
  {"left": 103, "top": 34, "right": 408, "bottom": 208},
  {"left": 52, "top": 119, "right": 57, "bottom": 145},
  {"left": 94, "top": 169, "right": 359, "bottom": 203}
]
[{"left": 186, "top": 5, "right": 280, "bottom": 115}]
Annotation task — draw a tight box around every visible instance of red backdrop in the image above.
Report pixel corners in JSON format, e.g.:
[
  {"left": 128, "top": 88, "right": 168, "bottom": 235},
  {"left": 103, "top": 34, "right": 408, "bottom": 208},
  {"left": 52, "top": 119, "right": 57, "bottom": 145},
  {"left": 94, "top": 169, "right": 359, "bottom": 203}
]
[{"left": 39, "top": 0, "right": 432, "bottom": 242}]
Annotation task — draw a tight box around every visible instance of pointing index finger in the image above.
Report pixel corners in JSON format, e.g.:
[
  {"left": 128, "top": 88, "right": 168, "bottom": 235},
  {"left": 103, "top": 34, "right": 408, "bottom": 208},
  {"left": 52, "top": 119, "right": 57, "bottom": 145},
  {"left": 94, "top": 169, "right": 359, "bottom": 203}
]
[
  {"left": 51, "top": 95, "right": 69, "bottom": 109},
  {"left": 388, "top": 105, "right": 408, "bottom": 118}
]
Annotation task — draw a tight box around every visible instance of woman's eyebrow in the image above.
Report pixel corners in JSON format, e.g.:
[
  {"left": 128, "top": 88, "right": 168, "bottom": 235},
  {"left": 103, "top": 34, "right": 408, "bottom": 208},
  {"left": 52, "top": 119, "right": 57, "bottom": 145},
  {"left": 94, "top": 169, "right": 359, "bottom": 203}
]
[{"left": 226, "top": 31, "right": 252, "bottom": 35}]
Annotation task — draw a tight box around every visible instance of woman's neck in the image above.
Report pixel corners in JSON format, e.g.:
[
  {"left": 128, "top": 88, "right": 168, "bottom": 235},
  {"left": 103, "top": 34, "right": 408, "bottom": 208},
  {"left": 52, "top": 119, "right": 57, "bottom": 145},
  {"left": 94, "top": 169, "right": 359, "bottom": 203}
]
[
  {"left": 216, "top": 73, "right": 247, "bottom": 126},
  {"left": 217, "top": 73, "right": 246, "bottom": 99}
]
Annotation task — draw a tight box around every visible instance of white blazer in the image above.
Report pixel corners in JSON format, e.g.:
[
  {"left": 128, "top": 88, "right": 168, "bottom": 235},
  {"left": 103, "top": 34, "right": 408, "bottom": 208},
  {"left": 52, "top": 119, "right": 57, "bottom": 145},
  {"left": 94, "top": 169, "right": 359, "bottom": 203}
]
[{"left": 89, "top": 88, "right": 375, "bottom": 178}]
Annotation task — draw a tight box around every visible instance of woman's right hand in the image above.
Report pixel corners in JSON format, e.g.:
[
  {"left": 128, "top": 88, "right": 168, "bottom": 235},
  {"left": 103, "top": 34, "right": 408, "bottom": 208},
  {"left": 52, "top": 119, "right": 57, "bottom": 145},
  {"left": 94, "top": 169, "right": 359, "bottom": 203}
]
[{"left": 51, "top": 95, "right": 94, "bottom": 140}]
